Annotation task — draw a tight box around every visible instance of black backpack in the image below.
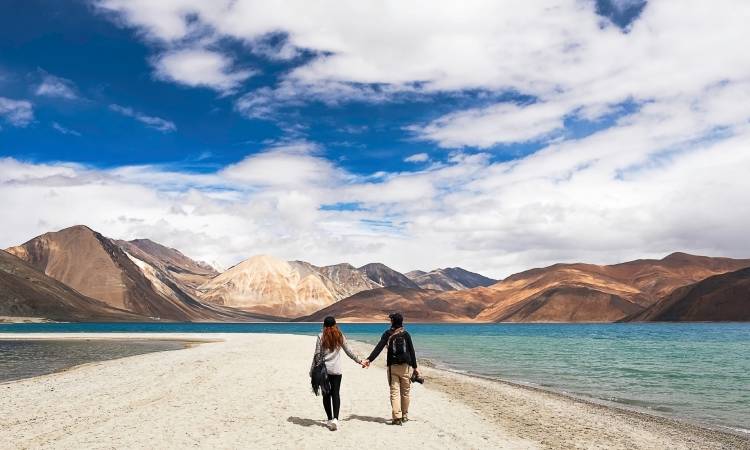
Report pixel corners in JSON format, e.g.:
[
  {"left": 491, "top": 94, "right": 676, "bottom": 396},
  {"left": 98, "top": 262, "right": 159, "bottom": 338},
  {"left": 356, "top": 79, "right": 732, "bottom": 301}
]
[{"left": 389, "top": 329, "right": 409, "bottom": 364}]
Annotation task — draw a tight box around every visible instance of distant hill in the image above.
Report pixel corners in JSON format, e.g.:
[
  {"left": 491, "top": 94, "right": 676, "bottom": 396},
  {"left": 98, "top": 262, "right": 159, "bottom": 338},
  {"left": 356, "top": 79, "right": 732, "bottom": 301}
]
[
  {"left": 628, "top": 267, "right": 750, "bottom": 322},
  {"left": 298, "top": 286, "right": 499, "bottom": 323},
  {"left": 358, "top": 263, "right": 419, "bottom": 289},
  {"left": 314, "top": 263, "right": 381, "bottom": 298},
  {"left": 198, "top": 255, "right": 339, "bottom": 318},
  {"left": 475, "top": 253, "right": 750, "bottom": 322},
  {"left": 324, "top": 253, "right": 750, "bottom": 324},
  {"left": 114, "top": 238, "right": 219, "bottom": 308},
  {"left": 595, "top": 252, "right": 750, "bottom": 302},
  {"left": 197, "top": 257, "right": 408, "bottom": 318},
  {"left": 5, "top": 226, "right": 274, "bottom": 322},
  {"left": 0, "top": 249, "right": 143, "bottom": 322},
  {"left": 120, "top": 238, "right": 217, "bottom": 290},
  {"left": 4, "top": 227, "right": 748, "bottom": 323},
  {"left": 406, "top": 267, "right": 496, "bottom": 291}
]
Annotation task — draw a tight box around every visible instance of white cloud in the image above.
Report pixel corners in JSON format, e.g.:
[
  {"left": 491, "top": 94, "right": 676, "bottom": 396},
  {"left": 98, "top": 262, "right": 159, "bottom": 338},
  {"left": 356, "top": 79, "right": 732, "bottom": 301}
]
[
  {"left": 35, "top": 74, "right": 78, "bottom": 99},
  {"left": 153, "top": 48, "right": 255, "bottom": 92},
  {"left": 3, "top": 113, "right": 750, "bottom": 279},
  {"left": 109, "top": 104, "right": 177, "bottom": 132},
  {"left": 95, "top": 1, "right": 750, "bottom": 148},
  {"left": 404, "top": 153, "right": 429, "bottom": 163},
  {"left": 52, "top": 122, "right": 82, "bottom": 136},
  {"left": 413, "top": 102, "right": 573, "bottom": 148},
  {"left": 220, "top": 141, "right": 347, "bottom": 188},
  {"left": 0, "top": 97, "right": 33, "bottom": 127}
]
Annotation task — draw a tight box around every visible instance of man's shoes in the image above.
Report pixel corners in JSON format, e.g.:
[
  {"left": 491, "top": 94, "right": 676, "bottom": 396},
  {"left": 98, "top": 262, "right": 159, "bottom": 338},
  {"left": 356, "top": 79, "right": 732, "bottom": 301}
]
[
  {"left": 390, "top": 418, "right": 403, "bottom": 426},
  {"left": 402, "top": 414, "right": 409, "bottom": 423}
]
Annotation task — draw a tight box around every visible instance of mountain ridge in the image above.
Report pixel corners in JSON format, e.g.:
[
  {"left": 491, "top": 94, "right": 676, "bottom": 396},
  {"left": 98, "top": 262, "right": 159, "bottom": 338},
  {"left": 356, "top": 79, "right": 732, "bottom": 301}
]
[
  {"left": 3, "top": 225, "right": 748, "bottom": 323},
  {"left": 0, "top": 249, "right": 145, "bottom": 322},
  {"left": 406, "top": 267, "right": 497, "bottom": 291},
  {"left": 627, "top": 267, "right": 750, "bottom": 322},
  {"left": 5, "top": 226, "right": 275, "bottom": 322}
]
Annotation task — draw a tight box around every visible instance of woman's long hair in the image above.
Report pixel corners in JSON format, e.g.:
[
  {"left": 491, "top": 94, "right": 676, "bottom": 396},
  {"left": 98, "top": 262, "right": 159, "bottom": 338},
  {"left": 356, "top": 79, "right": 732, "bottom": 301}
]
[{"left": 321, "top": 324, "right": 344, "bottom": 351}]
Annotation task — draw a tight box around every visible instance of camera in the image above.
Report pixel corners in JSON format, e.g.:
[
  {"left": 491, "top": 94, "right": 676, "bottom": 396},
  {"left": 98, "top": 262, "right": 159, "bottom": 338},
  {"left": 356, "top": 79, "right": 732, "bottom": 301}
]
[{"left": 411, "top": 371, "right": 425, "bottom": 384}]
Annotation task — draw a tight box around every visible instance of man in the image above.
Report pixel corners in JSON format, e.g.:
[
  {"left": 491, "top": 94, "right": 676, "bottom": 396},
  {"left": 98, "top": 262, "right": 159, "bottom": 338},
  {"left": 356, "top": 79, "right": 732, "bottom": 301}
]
[{"left": 362, "top": 312, "right": 419, "bottom": 425}]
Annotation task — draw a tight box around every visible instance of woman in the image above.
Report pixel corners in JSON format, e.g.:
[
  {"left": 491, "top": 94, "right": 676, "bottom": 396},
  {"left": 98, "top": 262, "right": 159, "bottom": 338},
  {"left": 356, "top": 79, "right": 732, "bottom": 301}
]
[{"left": 309, "top": 316, "right": 364, "bottom": 430}]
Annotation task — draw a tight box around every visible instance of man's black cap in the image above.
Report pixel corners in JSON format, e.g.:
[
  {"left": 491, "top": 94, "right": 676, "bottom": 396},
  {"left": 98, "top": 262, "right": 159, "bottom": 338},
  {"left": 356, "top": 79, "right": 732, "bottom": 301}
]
[{"left": 388, "top": 312, "right": 403, "bottom": 326}]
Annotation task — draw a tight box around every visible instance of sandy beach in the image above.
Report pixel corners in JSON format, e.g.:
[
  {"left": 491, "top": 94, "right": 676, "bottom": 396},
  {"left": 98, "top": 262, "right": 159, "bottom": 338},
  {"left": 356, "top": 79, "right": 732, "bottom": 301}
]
[{"left": 1, "top": 333, "right": 747, "bottom": 450}]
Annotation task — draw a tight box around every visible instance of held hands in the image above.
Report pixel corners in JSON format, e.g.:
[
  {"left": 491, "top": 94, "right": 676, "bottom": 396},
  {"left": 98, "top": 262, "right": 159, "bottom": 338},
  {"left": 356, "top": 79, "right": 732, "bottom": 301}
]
[{"left": 360, "top": 359, "right": 370, "bottom": 368}]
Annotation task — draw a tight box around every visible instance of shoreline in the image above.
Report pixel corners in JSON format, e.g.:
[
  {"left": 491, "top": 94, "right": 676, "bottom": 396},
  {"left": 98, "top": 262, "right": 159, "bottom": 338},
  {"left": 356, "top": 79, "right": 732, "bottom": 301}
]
[
  {"left": 0, "top": 335, "right": 216, "bottom": 385},
  {"left": 417, "top": 357, "right": 750, "bottom": 438},
  {"left": 427, "top": 361, "right": 749, "bottom": 441},
  {"left": 346, "top": 339, "right": 750, "bottom": 449},
  {"left": 1, "top": 333, "right": 748, "bottom": 449}
]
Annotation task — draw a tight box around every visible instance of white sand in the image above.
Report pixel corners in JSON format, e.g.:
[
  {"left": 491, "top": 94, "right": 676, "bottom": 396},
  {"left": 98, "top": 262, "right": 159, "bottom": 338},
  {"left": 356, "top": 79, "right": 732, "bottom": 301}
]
[
  {"left": 0, "top": 334, "right": 533, "bottom": 449},
  {"left": 1, "top": 333, "right": 747, "bottom": 450}
]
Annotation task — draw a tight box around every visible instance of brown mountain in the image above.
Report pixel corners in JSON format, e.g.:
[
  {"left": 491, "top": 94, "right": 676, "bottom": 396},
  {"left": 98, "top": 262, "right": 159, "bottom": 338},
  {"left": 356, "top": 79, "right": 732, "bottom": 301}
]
[
  {"left": 119, "top": 239, "right": 217, "bottom": 290},
  {"left": 474, "top": 253, "right": 750, "bottom": 322},
  {"left": 475, "top": 265, "right": 647, "bottom": 322},
  {"left": 297, "top": 252, "right": 750, "bottom": 323},
  {"left": 298, "top": 286, "right": 499, "bottom": 323},
  {"left": 359, "top": 263, "right": 419, "bottom": 288},
  {"left": 595, "top": 252, "right": 750, "bottom": 302},
  {"left": 628, "top": 267, "right": 750, "bottom": 322},
  {"left": 314, "top": 263, "right": 381, "bottom": 298},
  {"left": 198, "top": 257, "right": 400, "bottom": 318},
  {"left": 406, "top": 267, "right": 497, "bottom": 291},
  {"left": 0, "top": 249, "right": 143, "bottom": 322},
  {"left": 198, "top": 255, "right": 339, "bottom": 318},
  {"left": 6, "top": 226, "right": 273, "bottom": 322}
]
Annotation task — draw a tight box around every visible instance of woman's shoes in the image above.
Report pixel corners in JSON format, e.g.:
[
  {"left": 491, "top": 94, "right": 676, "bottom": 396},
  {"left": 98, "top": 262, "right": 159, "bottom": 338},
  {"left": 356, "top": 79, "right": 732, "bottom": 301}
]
[
  {"left": 390, "top": 418, "right": 403, "bottom": 426},
  {"left": 328, "top": 419, "right": 339, "bottom": 431}
]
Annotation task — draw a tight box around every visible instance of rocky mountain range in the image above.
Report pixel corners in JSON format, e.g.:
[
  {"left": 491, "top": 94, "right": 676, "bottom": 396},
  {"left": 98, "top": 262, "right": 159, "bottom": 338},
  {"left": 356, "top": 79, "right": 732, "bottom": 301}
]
[
  {"left": 2, "top": 225, "right": 748, "bottom": 323},
  {"left": 0, "top": 249, "right": 142, "bottom": 322},
  {"left": 406, "top": 267, "right": 497, "bottom": 290},
  {"left": 299, "top": 286, "right": 500, "bottom": 323},
  {"left": 627, "top": 266, "right": 750, "bottom": 322},
  {"left": 5, "top": 226, "right": 274, "bottom": 322},
  {"left": 195, "top": 256, "right": 453, "bottom": 318},
  {"left": 308, "top": 253, "right": 750, "bottom": 323}
]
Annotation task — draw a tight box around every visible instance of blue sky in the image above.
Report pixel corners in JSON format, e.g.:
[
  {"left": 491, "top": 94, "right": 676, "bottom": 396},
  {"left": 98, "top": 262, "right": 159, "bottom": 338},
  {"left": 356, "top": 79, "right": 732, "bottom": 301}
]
[
  {"left": 0, "top": 0, "right": 640, "bottom": 174},
  {"left": 1, "top": 0, "right": 749, "bottom": 277}
]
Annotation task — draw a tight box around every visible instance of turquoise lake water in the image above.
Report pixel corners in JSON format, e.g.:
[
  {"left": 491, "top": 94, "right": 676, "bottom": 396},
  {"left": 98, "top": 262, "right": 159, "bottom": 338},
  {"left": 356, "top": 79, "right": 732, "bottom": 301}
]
[{"left": 1, "top": 322, "right": 748, "bottom": 433}]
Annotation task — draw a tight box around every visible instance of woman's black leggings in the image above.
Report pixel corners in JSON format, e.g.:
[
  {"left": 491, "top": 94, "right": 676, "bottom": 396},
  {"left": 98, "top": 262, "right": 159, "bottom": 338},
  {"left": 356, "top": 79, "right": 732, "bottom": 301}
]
[{"left": 323, "top": 374, "right": 342, "bottom": 420}]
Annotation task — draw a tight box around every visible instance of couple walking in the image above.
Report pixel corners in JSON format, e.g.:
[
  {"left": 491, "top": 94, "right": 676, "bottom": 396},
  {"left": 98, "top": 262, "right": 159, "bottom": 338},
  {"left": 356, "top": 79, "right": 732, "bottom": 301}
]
[{"left": 309, "top": 313, "right": 420, "bottom": 430}]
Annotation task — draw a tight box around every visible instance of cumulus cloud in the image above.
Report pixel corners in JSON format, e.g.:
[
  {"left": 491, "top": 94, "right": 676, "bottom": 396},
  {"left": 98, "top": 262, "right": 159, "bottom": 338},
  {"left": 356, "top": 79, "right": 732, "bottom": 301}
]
[
  {"left": 35, "top": 74, "right": 78, "bottom": 99},
  {"left": 3, "top": 113, "right": 750, "bottom": 279},
  {"left": 109, "top": 104, "right": 177, "bottom": 132},
  {"left": 0, "top": 97, "right": 33, "bottom": 127},
  {"left": 153, "top": 48, "right": 255, "bottom": 92},
  {"left": 221, "top": 141, "right": 347, "bottom": 188}
]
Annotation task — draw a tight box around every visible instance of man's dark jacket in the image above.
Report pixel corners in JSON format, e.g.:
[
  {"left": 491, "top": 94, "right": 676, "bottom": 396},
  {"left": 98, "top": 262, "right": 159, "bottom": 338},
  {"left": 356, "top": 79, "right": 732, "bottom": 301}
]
[{"left": 367, "top": 328, "right": 417, "bottom": 368}]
